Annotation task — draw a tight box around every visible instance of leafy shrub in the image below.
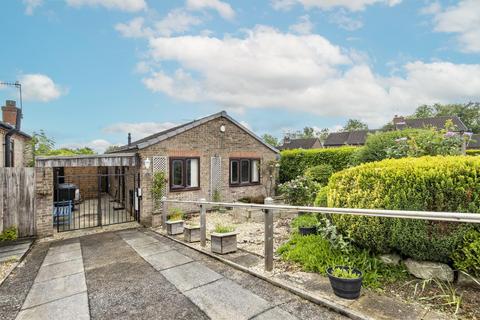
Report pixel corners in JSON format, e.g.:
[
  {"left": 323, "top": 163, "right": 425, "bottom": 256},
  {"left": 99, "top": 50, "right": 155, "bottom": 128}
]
[
  {"left": 0, "top": 227, "right": 18, "bottom": 242},
  {"left": 278, "top": 176, "right": 320, "bottom": 206},
  {"left": 330, "top": 267, "right": 361, "bottom": 279},
  {"left": 328, "top": 156, "right": 480, "bottom": 262},
  {"left": 314, "top": 186, "right": 329, "bottom": 207},
  {"left": 291, "top": 214, "right": 318, "bottom": 229},
  {"left": 452, "top": 229, "right": 480, "bottom": 277},
  {"left": 214, "top": 224, "right": 235, "bottom": 233},
  {"left": 279, "top": 147, "right": 358, "bottom": 183},
  {"left": 355, "top": 128, "right": 462, "bottom": 164},
  {"left": 304, "top": 164, "right": 334, "bottom": 185},
  {"left": 277, "top": 234, "right": 407, "bottom": 288},
  {"left": 467, "top": 149, "right": 480, "bottom": 156},
  {"left": 152, "top": 171, "right": 167, "bottom": 211},
  {"left": 168, "top": 208, "right": 184, "bottom": 221}
]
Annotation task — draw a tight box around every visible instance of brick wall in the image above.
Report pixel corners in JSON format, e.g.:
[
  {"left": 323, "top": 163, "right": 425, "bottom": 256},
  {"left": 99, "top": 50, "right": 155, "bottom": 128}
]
[
  {"left": 0, "top": 128, "right": 30, "bottom": 167},
  {"left": 138, "top": 117, "right": 278, "bottom": 226},
  {"left": 35, "top": 167, "right": 53, "bottom": 238},
  {"left": 64, "top": 167, "right": 99, "bottom": 199}
]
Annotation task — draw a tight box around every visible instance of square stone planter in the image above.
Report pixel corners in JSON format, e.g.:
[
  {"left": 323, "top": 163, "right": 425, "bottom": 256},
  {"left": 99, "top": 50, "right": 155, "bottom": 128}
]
[
  {"left": 184, "top": 226, "right": 201, "bottom": 243},
  {"left": 211, "top": 232, "right": 238, "bottom": 254},
  {"left": 166, "top": 220, "right": 184, "bottom": 235}
]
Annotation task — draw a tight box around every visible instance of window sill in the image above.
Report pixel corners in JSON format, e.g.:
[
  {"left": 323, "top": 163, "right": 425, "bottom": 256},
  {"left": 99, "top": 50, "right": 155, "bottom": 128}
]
[
  {"left": 169, "top": 187, "right": 201, "bottom": 193},
  {"left": 229, "top": 183, "right": 261, "bottom": 188}
]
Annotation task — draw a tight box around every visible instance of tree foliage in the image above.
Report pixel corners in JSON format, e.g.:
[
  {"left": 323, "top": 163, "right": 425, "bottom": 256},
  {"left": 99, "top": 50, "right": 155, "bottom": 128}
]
[
  {"left": 342, "top": 119, "right": 368, "bottom": 131},
  {"left": 261, "top": 134, "right": 279, "bottom": 147}
]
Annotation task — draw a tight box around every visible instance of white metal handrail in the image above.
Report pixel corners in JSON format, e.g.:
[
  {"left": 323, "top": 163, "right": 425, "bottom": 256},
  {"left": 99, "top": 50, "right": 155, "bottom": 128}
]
[{"left": 162, "top": 198, "right": 480, "bottom": 224}]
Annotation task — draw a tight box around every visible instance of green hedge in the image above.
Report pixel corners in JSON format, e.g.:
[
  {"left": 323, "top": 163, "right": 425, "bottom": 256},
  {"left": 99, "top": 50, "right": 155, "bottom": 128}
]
[
  {"left": 467, "top": 149, "right": 480, "bottom": 156},
  {"left": 327, "top": 156, "right": 480, "bottom": 262},
  {"left": 279, "top": 147, "right": 358, "bottom": 183}
]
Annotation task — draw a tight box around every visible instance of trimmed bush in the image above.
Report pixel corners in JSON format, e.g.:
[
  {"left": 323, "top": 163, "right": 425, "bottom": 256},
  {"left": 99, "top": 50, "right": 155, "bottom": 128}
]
[
  {"left": 467, "top": 149, "right": 480, "bottom": 156},
  {"left": 328, "top": 156, "right": 480, "bottom": 262},
  {"left": 314, "top": 186, "right": 329, "bottom": 207},
  {"left": 452, "top": 229, "right": 480, "bottom": 277},
  {"left": 278, "top": 176, "right": 320, "bottom": 206},
  {"left": 305, "top": 164, "right": 334, "bottom": 185},
  {"left": 279, "top": 147, "right": 358, "bottom": 183}
]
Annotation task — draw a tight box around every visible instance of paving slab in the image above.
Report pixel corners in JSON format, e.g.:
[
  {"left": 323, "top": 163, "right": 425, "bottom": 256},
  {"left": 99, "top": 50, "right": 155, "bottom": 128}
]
[
  {"left": 42, "top": 249, "right": 82, "bottom": 266},
  {"left": 124, "top": 236, "right": 159, "bottom": 249},
  {"left": 0, "top": 241, "right": 32, "bottom": 263},
  {"left": 143, "top": 250, "right": 193, "bottom": 271},
  {"left": 161, "top": 261, "right": 223, "bottom": 292},
  {"left": 48, "top": 242, "right": 80, "bottom": 254},
  {"left": 16, "top": 292, "right": 89, "bottom": 320},
  {"left": 134, "top": 241, "right": 173, "bottom": 256},
  {"left": 34, "top": 259, "right": 84, "bottom": 283},
  {"left": 253, "top": 307, "right": 299, "bottom": 320},
  {"left": 22, "top": 272, "right": 87, "bottom": 309},
  {"left": 184, "top": 277, "right": 271, "bottom": 320},
  {"left": 0, "top": 242, "right": 31, "bottom": 254}
]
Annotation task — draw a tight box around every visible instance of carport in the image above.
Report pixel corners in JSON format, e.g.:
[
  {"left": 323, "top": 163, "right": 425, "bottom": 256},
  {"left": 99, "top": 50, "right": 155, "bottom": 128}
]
[{"left": 35, "top": 153, "right": 141, "bottom": 234}]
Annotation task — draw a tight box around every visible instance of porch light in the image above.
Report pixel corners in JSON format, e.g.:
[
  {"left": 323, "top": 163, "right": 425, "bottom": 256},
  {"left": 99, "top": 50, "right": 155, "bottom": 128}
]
[
  {"left": 220, "top": 125, "right": 226, "bottom": 132},
  {"left": 144, "top": 157, "right": 151, "bottom": 170}
]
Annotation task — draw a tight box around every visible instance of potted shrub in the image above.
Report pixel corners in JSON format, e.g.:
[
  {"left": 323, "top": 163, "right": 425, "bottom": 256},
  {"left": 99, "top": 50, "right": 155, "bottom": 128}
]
[
  {"left": 166, "top": 208, "right": 184, "bottom": 235},
  {"left": 327, "top": 266, "right": 363, "bottom": 299},
  {"left": 184, "top": 224, "right": 201, "bottom": 242},
  {"left": 211, "top": 224, "right": 237, "bottom": 254},
  {"left": 292, "top": 214, "right": 318, "bottom": 236}
]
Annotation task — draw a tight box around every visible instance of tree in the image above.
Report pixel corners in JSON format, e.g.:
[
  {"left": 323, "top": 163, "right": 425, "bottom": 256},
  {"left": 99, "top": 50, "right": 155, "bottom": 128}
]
[
  {"left": 261, "top": 134, "right": 279, "bottom": 147},
  {"left": 104, "top": 145, "right": 123, "bottom": 154},
  {"left": 302, "top": 127, "right": 315, "bottom": 138},
  {"left": 409, "top": 102, "right": 480, "bottom": 133},
  {"left": 342, "top": 119, "right": 368, "bottom": 131}
]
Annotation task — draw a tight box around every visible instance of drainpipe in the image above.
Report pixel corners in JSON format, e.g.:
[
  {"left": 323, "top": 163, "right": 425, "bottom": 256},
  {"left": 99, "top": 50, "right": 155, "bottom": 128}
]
[{"left": 4, "top": 128, "right": 15, "bottom": 167}]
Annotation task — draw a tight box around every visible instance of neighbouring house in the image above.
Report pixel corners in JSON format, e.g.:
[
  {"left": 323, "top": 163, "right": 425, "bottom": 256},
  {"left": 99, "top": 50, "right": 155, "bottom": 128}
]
[
  {"left": 1, "top": 100, "right": 31, "bottom": 167},
  {"left": 277, "top": 137, "right": 322, "bottom": 150},
  {"left": 324, "top": 115, "right": 468, "bottom": 148},
  {"left": 34, "top": 111, "right": 279, "bottom": 235},
  {"left": 468, "top": 134, "right": 480, "bottom": 149}
]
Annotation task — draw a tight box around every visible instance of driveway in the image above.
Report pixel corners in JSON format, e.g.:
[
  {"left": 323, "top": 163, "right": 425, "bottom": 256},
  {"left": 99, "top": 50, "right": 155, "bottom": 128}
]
[{"left": 0, "top": 229, "right": 346, "bottom": 320}]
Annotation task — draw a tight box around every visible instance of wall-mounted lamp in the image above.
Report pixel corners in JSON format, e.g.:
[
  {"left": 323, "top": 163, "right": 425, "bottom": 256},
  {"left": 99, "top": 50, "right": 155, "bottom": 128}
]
[
  {"left": 220, "top": 125, "right": 226, "bottom": 133},
  {"left": 144, "top": 157, "right": 151, "bottom": 170}
]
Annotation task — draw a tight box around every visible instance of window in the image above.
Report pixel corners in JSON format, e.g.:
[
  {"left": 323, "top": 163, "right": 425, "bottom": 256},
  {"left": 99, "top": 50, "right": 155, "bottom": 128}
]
[
  {"left": 230, "top": 158, "right": 260, "bottom": 186},
  {"left": 9, "top": 140, "right": 14, "bottom": 167},
  {"left": 170, "top": 157, "right": 200, "bottom": 191}
]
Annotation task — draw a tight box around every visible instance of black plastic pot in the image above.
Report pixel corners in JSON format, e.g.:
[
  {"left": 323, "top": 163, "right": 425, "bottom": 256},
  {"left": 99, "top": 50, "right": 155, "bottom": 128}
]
[
  {"left": 298, "top": 226, "right": 317, "bottom": 236},
  {"left": 327, "top": 266, "right": 363, "bottom": 299}
]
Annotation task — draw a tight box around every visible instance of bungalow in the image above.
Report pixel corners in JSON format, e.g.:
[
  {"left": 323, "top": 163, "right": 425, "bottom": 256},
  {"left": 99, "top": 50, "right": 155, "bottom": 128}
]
[
  {"left": 324, "top": 115, "right": 468, "bottom": 148},
  {"left": 35, "top": 111, "right": 279, "bottom": 234},
  {"left": 1, "top": 100, "right": 31, "bottom": 167}
]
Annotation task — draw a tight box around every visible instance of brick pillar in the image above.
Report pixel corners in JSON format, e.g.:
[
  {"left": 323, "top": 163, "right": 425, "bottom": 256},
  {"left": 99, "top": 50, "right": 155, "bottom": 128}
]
[
  {"left": 140, "top": 166, "right": 153, "bottom": 227},
  {"left": 35, "top": 167, "right": 54, "bottom": 238}
]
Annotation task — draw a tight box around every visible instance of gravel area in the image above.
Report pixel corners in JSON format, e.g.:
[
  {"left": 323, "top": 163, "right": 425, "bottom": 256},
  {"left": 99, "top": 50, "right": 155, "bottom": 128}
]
[{"left": 0, "top": 260, "right": 17, "bottom": 284}]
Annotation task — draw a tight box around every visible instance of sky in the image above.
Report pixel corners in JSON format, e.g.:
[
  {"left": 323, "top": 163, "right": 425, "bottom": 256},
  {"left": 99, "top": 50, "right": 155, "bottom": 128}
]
[{"left": 0, "top": 0, "right": 479, "bottom": 152}]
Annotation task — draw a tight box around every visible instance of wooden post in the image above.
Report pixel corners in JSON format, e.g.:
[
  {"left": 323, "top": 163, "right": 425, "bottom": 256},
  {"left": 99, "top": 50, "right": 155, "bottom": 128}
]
[
  {"left": 264, "top": 197, "right": 274, "bottom": 272},
  {"left": 162, "top": 196, "right": 167, "bottom": 230},
  {"left": 200, "top": 198, "right": 206, "bottom": 247}
]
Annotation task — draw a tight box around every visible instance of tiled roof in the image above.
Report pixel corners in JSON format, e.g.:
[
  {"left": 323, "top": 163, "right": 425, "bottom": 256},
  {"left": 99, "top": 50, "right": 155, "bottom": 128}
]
[
  {"left": 402, "top": 116, "right": 468, "bottom": 131},
  {"left": 324, "top": 130, "right": 377, "bottom": 147},
  {"left": 0, "top": 121, "right": 31, "bottom": 139},
  {"left": 278, "top": 138, "right": 321, "bottom": 150}
]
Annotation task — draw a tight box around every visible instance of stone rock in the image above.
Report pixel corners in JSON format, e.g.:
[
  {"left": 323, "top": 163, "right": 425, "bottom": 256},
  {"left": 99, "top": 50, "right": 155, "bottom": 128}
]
[
  {"left": 404, "top": 259, "right": 454, "bottom": 282},
  {"left": 457, "top": 272, "right": 480, "bottom": 289},
  {"left": 379, "top": 254, "right": 401, "bottom": 265}
]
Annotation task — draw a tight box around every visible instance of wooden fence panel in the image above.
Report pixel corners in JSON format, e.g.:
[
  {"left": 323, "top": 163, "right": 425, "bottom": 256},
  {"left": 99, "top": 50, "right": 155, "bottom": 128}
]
[{"left": 0, "top": 168, "right": 36, "bottom": 238}]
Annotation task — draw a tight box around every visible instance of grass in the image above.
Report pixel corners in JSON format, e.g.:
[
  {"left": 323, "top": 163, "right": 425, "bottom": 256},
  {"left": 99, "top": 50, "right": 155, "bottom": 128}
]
[
  {"left": 168, "top": 208, "right": 184, "bottom": 221},
  {"left": 214, "top": 224, "right": 235, "bottom": 233},
  {"left": 409, "top": 278, "right": 463, "bottom": 315},
  {"left": 277, "top": 234, "right": 407, "bottom": 288}
]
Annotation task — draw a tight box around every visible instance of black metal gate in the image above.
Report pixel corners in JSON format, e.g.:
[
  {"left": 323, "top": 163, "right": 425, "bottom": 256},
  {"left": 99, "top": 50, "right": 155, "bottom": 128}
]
[{"left": 53, "top": 171, "right": 140, "bottom": 232}]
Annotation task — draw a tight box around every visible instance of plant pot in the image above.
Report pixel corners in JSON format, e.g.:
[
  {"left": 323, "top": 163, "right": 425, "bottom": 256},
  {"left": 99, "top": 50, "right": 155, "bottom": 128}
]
[
  {"left": 211, "top": 232, "right": 237, "bottom": 254},
  {"left": 327, "top": 266, "right": 363, "bottom": 300},
  {"left": 166, "top": 220, "right": 184, "bottom": 235},
  {"left": 184, "top": 226, "right": 201, "bottom": 242},
  {"left": 299, "top": 226, "right": 317, "bottom": 236}
]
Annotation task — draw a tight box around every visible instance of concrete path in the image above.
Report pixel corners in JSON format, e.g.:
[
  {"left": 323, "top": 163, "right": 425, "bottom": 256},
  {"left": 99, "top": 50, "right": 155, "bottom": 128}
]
[
  {"left": 16, "top": 240, "right": 89, "bottom": 320},
  {"left": 0, "top": 240, "right": 32, "bottom": 263},
  {"left": 119, "top": 230, "right": 343, "bottom": 320},
  {"left": 1, "top": 229, "right": 346, "bottom": 320}
]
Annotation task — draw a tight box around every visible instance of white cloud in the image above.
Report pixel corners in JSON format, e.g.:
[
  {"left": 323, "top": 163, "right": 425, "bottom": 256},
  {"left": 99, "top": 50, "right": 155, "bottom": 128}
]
[
  {"left": 329, "top": 9, "right": 363, "bottom": 30},
  {"left": 23, "top": 0, "right": 43, "bottom": 15},
  {"left": 66, "top": 0, "right": 147, "bottom": 12},
  {"left": 186, "top": 0, "right": 235, "bottom": 20},
  {"left": 271, "top": 0, "right": 401, "bottom": 12},
  {"left": 289, "top": 15, "right": 314, "bottom": 34},
  {"left": 424, "top": 0, "right": 480, "bottom": 53},
  {"left": 19, "top": 74, "right": 65, "bottom": 102},
  {"left": 103, "top": 121, "right": 178, "bottom": 140},
  {"left": 140, "top": 26, "right": 480, "bottom": 126},
  {"left": 116, "top": 9, "right": 203, "bottom": 39}
]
